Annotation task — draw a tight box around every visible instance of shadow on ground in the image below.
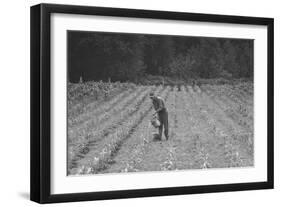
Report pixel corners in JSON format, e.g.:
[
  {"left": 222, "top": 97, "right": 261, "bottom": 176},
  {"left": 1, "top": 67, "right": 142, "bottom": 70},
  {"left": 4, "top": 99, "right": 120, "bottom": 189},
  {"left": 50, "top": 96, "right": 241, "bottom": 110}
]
[{"left": 18, "top": 192, "right": 29, "bottom": 200}]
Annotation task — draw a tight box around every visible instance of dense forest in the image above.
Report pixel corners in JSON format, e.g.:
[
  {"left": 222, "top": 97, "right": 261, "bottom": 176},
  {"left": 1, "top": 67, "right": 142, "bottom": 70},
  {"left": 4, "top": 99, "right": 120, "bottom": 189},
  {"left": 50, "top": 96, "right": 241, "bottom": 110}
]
[{"left": 68, "top": 31, "right": 253, "bottom": 83}]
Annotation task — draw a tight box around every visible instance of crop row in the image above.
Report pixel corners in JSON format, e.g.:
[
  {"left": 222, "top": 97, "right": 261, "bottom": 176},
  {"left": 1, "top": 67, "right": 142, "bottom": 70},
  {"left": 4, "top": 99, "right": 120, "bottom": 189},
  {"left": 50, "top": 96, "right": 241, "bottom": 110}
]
[
  {"left": 71, "top": 86, "right": 169, "bottom": 174},
  {"left": 68, "top": 81, "right": 135, "bottom": 119},
  {"left": 185, "top": 85, "right": 252, "bottom": 168},
  {"left": 68, "top": 87, "right": 136, "bottom": 126},
  {"left": 68, "top": 86, "right": 144, "bottom": 133},
  {"left": 201, "top": 85, "right": 253, "bottom": 131},
  {"left": 68, "top": 86, "right": 159, "bottom": 172},
  {"left": 116, "top": 86, "right": 173, "bottom": 173}
]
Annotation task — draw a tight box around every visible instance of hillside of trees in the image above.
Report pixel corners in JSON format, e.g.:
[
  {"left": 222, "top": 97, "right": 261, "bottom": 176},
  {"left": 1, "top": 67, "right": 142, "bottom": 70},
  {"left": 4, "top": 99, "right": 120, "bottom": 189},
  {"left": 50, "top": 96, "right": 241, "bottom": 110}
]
[{"left": 68, "top": 31, "right": 253, "bottom": 83}]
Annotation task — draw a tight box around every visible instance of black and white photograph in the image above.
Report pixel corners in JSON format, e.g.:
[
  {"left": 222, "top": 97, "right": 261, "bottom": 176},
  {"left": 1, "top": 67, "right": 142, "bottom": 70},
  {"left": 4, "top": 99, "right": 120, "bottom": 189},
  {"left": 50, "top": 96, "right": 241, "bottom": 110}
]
[
  {"left": 29, "top": 3, "right": 274, "bottom": 204},
  {"left": 0, "top": 0, "right": 278, "bottom": 205},
  {"left": 67, "top": 31, "right": 254, "bottom": 175}
]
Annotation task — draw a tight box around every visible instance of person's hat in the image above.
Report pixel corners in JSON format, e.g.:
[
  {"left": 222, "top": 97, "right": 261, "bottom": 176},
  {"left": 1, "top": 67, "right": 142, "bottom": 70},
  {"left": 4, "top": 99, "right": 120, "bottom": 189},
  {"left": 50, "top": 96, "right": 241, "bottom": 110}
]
[{"left": 149, "top": 92, "right": 154, "bottom": 98}]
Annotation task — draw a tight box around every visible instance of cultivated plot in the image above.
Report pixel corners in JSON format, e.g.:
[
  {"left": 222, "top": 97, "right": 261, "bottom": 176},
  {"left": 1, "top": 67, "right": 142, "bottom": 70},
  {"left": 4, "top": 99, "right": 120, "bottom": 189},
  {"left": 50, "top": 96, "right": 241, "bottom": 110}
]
[{"left": 67, "top": 81, "right": 253, "bottom": 175}]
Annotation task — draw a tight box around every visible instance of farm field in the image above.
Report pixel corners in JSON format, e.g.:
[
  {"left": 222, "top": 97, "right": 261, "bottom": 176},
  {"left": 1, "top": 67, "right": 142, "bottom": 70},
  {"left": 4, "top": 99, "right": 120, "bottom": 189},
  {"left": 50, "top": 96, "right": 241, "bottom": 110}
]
[{"left": 67, "top": 81, "right": 254, "bottom": 175}]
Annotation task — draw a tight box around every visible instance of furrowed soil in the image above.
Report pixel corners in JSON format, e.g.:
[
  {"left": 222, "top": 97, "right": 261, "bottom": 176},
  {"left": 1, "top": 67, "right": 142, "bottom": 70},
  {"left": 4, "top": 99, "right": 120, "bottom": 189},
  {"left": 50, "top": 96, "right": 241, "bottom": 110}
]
[{"left": 67, "top": 82, "right": 254, "bottom": 175}]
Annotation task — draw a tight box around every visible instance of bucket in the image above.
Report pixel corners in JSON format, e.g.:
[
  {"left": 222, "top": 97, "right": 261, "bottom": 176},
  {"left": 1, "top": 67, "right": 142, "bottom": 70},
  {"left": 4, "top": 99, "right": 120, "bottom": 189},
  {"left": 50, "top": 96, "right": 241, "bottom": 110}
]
[{"left": 151, "top": 117, "right": 160, "bottom": 128}]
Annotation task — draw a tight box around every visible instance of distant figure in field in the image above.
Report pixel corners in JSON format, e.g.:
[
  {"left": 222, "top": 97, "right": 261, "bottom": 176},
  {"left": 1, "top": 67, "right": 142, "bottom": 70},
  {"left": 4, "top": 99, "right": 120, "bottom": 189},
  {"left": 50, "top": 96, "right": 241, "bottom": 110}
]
[{"left": 150, "top": 92, "right": 169, "bottom": 140}]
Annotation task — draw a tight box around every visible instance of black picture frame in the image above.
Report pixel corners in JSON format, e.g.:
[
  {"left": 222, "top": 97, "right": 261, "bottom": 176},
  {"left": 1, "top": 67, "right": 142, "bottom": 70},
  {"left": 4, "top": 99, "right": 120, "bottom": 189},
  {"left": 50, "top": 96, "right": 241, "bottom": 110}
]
[{"left": 30, "top": 3, "right": 274, "bottom": 204}]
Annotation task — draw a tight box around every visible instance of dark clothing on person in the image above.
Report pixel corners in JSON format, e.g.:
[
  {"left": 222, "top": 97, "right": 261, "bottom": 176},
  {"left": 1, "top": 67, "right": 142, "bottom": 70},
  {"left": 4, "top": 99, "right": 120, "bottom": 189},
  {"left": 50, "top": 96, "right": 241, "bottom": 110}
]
[
  {"left": 158, "top": 109, "right": 169, "bottom": 140},
  {"left": 152, "top": 97, "right": 169, "bottom": 140},
  {"left": 152, "top": 96, "right": 165, "bottom": 112}
]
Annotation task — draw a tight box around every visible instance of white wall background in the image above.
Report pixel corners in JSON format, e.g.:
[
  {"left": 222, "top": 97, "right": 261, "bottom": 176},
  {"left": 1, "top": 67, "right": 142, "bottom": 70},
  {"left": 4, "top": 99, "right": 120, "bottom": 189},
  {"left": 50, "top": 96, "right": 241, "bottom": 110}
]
[{"left": 0, "top": 0, "right": 279, "bottom": 206}]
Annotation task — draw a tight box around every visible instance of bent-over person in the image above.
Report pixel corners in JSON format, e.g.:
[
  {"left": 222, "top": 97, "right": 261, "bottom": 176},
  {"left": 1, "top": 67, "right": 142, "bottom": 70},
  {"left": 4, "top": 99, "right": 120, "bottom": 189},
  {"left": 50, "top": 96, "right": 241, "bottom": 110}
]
[{"left": 149, "top": 92, "right": 169, "bottom": 140}]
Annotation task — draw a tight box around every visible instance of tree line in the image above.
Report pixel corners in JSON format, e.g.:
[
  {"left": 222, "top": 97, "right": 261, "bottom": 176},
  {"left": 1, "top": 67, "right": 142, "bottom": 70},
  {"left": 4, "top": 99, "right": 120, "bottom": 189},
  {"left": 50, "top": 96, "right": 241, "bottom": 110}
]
[{"left": 68, "top": 31, "right": 253, "bottom": 83}]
